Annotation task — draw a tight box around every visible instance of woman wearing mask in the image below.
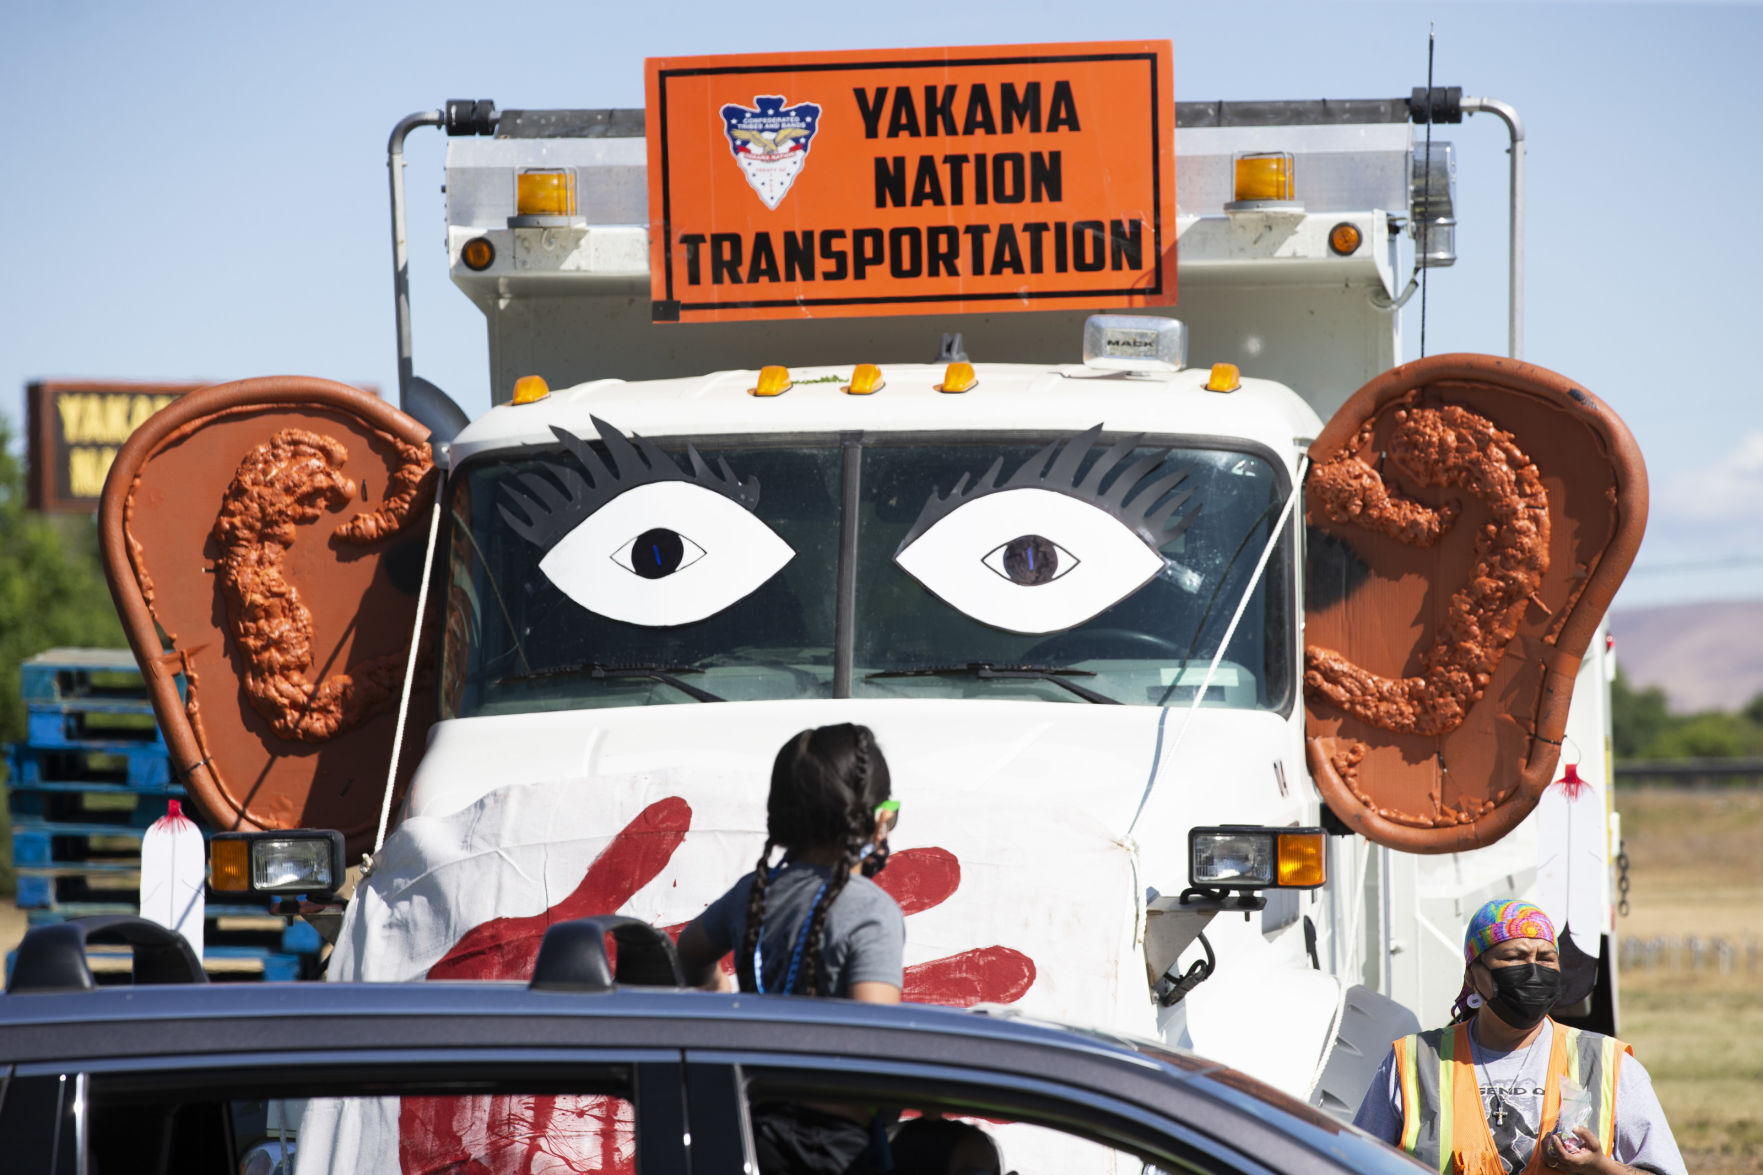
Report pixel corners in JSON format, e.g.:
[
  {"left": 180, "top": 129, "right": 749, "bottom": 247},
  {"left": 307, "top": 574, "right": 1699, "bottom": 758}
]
[{"left": 1353, "top": 900, "right": 1685, "bottom": 1175}]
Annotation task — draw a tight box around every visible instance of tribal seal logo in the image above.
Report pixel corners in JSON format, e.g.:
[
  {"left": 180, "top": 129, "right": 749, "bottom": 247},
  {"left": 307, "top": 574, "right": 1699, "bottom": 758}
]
[{"left": 720, "top": 95, "right": 822, "bottom": 210}]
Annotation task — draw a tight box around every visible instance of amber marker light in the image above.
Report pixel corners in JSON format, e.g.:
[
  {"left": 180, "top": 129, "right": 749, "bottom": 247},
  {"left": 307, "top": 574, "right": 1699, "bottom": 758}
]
[
  {"left": 511, "top": 375, "right": 550, "bottom": 405},
  {"left": 1277, "top": 831, "right": 1327, "bottom": 888},
  {"left": 516, "top": 169, "right": 577, "bottom": 218},
  {"left": 210, "top": 838, "right": 250, "bottom": 893},
  {"left": 844, "top": 364, "right": 884, "bottom": 395},
  {"left": 1205, "top": 363, "right": 1241, "bottom": 393},
  {"left": 1328, "top": 223, "right": 1362, "bottom": 256},
  {"left": 1233, "top": 152, "right": 1294, "bottom": 203},
  {"left": 936, "top": 362, "right": 977, "bottom": 394},
  {"left": 462, "top": 237, "right": 496, "bottom": 271},
  {"left": 751, "top": 365, "right": 792, "bottom": 397}
]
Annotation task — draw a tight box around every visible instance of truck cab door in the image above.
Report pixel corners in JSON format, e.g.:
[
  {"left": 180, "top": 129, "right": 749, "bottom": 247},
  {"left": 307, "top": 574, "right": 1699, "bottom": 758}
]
[
  {"left": 1301, "top": 354, "right": 1646, "bottom": 853},
  {"left": 97, "top": 377, "right": 440, "bottom": 857}
]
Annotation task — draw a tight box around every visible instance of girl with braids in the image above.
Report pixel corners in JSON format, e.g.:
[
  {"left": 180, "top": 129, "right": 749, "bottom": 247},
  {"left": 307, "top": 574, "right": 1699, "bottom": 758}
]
[
  {"left": 677, "top": 723, "right": 905, "bottom": 1175},
  {"left": 678, "top": 722, "right": 904, "bottom": 1002}
]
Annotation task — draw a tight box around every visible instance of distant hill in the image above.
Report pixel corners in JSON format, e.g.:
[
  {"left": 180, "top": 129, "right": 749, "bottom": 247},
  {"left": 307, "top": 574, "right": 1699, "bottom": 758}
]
[{"left": 1609, "top": 600, "right": 1763, "bottom": 714}]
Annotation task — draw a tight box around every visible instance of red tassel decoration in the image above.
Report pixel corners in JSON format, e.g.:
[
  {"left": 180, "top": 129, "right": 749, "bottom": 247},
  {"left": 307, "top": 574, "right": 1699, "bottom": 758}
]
[{"left": 1554, "top": 762, "right": 1589, "bottom": 800}]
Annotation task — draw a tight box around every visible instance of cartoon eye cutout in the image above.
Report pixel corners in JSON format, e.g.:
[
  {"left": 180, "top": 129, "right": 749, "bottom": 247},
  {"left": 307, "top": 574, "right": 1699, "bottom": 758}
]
[
  {"left": 499, "top": 419, "right": 794, "bottom": 627},
  {"left": 611, "top": 526, "right": 708, "bottom": 579},
  {"left": 894, "top": 426, "right": 1202, "bottom": 635},
  {"left": 981, "top": 534, "right": 1078, "bottom": 586}
]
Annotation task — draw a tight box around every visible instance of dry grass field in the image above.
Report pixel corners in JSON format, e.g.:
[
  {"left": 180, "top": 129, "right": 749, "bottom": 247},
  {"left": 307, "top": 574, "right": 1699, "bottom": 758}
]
[{"left": 1616, "top": 786, "right": 1763, "bottom": 1174}]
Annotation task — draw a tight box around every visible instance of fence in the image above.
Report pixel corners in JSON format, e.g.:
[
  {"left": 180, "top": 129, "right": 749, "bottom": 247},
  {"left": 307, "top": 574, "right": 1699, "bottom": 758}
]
[
  {"left": 1614, "top": 759, "right": 1763, "bottom": 786},
  {"left": 1619, "top": 934, "right": 1761, "bottom": 974}
]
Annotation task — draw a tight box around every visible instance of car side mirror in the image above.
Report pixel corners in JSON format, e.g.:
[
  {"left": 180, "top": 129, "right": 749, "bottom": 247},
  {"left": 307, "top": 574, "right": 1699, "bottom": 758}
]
[{"left": 528, "top": 916, "right": 684, "bottom": 992}]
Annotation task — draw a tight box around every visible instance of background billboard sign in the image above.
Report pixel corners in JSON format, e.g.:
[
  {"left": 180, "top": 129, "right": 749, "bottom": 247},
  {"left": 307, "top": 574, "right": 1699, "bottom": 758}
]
[
  {"left": 646, "top": 40, "right": 1176, "bottom": 324},
  {"left": 26, "top": 380, "right": 207, "bottom": 513},
  {"left": 24, "top": 379, "right": 379, "bottom": 512}
]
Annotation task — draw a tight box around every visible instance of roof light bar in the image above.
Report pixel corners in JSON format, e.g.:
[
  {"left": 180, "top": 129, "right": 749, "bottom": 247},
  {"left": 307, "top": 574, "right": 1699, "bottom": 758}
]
[
  {"left": 511, "top": 375, "right": 550, "bottom": 405},
  {"left": 936, "top": 362, "right": 977, "bottom": 394},
  {"left": 844, "top": 364, "right": 885, "bottom": 395},
  {"left": 1204, "top": 363, "right": 1241, "bottom": 393},
  {"left": 751, "top": 365, "right": 792, "bottom": 397},
  {"left": 1226, "top": 152, "right": 1301, "bottom": 213},
  {"left": 511, "top": 168, "right": 583, "bottom": 227}
]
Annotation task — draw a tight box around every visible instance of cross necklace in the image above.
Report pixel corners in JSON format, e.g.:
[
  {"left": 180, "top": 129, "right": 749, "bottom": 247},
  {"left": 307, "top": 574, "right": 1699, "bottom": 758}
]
[{"left": 1473, "top": 1019, "right": 1545, "bottom": 1129}]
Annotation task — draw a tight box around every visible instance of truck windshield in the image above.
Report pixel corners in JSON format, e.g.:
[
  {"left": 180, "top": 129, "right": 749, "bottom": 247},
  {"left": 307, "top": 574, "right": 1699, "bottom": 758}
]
[
  {"left": 441, "top": 435, "right": 1290, "bottom": 718},
  {"left": 443, "top": 442, "right": 843, "bottom": 718},
  {"left": 853, "top": 440, "right": 1290, "bottom": 709}
]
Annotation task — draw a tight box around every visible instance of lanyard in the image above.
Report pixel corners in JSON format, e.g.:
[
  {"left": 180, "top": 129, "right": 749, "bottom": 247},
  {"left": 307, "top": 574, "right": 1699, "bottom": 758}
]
[{"left": 752, "top": 867, "right": 830, "bottom": 995}]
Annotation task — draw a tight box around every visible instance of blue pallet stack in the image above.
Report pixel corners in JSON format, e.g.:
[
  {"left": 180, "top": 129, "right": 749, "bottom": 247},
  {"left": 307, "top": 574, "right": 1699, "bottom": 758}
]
[{"left": 5, "top": 649, "right": 323, "bottom": 982}]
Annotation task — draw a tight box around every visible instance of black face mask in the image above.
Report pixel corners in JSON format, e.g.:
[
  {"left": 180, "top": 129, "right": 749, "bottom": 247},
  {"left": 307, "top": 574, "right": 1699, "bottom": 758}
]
[
  {"left": 1480, "top": 962, "right": 1562, "bottom": 1030},
  {"left": 859, "top": 839, "right": 891, "bottom": 878}
]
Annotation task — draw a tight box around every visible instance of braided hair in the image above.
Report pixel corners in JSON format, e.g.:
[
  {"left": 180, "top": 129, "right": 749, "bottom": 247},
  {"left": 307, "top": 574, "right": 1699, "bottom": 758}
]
[{"left": 737, "top": 724, "right": 892, "bottom": 996}]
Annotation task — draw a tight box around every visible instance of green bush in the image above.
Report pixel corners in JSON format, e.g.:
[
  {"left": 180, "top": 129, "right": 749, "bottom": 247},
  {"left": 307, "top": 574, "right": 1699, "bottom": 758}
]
[
  {"left": 0, "top": 418, "right": 128, "bottom": 895},
  {"left": 1612, "top": 669, "right": 1763, "bottom": 763}
]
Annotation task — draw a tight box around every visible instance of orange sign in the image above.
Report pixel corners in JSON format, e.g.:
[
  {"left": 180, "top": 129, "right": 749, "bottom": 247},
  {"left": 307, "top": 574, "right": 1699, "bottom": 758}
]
[{"left": 645, "top": 41, "right": 1176, "bottom": 323}]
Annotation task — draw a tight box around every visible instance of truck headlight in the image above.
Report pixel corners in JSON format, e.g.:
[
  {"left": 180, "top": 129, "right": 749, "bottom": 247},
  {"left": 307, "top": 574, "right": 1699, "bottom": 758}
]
[
  {"left": 1189, "top": 826, "right": 1326, "bottom": 890},
  {"left": 211, "top": 830, "right": 346, "bottom": 896}
]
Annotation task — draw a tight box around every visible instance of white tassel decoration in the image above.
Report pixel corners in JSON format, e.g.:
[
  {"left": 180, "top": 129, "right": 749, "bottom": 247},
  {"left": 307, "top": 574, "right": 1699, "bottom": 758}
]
[{"left": 140, "top": 799, "right": 205, "bottom": 962}]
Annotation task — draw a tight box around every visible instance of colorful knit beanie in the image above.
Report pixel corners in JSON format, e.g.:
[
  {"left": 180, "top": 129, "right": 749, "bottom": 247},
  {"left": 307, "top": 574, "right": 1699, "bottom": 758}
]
[{"left": 1450, "top": 899, "right": 1557, "bottom": 1021}]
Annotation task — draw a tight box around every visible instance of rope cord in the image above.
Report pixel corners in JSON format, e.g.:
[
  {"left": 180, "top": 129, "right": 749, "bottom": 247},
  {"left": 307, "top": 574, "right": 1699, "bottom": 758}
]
[
  {"left": 1127, "top": 459, "right": 1307, "bottom": 837},
  {"left": 368, "top": 472, "right": 445, "bottom": 865}
]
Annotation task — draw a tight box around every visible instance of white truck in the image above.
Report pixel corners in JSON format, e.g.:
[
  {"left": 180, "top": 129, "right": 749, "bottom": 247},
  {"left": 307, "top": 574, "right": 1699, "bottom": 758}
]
[{"left": 98, "top": 49, "right": 1646, "bottom": 1157}]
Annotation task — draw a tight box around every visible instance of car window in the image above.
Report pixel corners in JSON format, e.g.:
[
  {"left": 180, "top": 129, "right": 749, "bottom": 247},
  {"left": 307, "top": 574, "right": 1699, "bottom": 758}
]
[
  {"left": 236, "top": 1091, "right": 640, "bottom": 1174},
  {"left": 36, "top": 1061, "right": 681, "bottom": 1175},
  {"left": 726, "top": 1067, "right": 1275, "bottom": 1175}
]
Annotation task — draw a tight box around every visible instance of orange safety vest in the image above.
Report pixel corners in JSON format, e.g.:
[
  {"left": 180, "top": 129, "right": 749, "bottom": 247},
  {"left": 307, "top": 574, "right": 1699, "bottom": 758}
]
[{"left": 1391, "top": 1018, "right": 1631, "bottom": 1175}]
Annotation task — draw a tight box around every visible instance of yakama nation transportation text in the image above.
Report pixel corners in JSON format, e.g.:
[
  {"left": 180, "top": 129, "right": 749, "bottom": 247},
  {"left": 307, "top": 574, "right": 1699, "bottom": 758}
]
[{"left": 646, "top": 42, "right": 1177, "bottom": 322}]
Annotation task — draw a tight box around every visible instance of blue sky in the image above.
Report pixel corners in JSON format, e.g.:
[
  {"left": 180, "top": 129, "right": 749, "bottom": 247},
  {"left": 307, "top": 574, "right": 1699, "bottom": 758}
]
[{"left": 3, "top": 1, "right": 1758, "bottom": 611}]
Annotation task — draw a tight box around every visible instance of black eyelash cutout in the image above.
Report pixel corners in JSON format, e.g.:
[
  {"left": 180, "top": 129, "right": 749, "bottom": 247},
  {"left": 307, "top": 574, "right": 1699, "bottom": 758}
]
[
  {"left": 895, "top": 424, "right": 1202, "bottom": 554},
  {"left": 499, "top": 416, "right": 761, "bottom": 550}
]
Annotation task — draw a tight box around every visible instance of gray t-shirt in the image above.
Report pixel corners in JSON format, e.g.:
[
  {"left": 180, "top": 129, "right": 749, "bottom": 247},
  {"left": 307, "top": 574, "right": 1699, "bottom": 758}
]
[
  {"left": 1352, "top": 1021, "right": 1686, "bottom": 1175},
  {"left": 698, "top": 861, "right": 905, "bottom": 997}
]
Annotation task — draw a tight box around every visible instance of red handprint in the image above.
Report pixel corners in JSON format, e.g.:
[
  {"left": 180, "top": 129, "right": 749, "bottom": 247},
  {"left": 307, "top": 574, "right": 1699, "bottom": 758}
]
[
  {"left": 400, "top": 798, "right": 1035, "bottom": 1175},
  {"left": 874, "top": 847, "right": 1037, "bottom": 1006},
  {"left": 400, "top": 798, "right": 687, "bottom": 1175},
  {"left": 422, "top": 797, "right": 692, "bottom": 983}
]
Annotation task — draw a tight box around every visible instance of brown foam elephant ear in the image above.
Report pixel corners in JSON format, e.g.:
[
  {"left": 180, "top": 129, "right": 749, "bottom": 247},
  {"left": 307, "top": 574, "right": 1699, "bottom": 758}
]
[
  {"left": 99, "top": 377, "right": 441, "bottom": 859},
  {"left": 1302, "top": 354, "right": 1646, "bottom": 854}
]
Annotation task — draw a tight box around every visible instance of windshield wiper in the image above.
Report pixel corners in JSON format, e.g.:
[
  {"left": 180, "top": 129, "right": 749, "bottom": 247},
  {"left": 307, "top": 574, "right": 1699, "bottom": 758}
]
[
  {"left": 494, "top": 661, "right": 724, "bottom": 703},
  {"left": 864, "top": 663, "right": 1117, "bottom": 705}
]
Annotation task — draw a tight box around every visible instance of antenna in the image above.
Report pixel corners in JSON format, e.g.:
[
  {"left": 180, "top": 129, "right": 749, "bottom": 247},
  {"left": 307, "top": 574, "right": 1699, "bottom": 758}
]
[{"left": 1420, "top": 25, "right": 1436, "bottom": 358}]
